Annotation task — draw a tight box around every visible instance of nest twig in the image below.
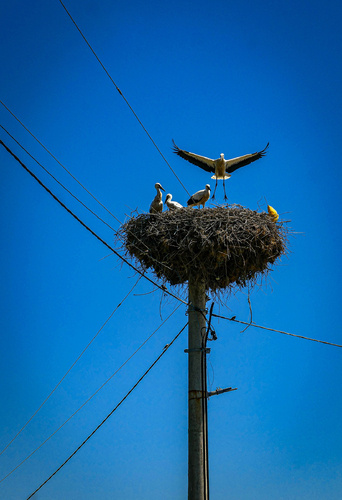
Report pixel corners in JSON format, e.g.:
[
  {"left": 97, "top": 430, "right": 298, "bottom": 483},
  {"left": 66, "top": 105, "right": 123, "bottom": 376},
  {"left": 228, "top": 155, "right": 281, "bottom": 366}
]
[{"left": 117, "top": 204, "right": 290, "bottom": 298}]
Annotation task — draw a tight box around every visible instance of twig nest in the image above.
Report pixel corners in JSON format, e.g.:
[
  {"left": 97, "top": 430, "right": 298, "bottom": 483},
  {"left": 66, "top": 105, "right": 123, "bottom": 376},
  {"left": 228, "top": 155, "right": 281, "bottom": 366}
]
[{"left": 119, "top": 205, "right": 289, "bottom": 294}]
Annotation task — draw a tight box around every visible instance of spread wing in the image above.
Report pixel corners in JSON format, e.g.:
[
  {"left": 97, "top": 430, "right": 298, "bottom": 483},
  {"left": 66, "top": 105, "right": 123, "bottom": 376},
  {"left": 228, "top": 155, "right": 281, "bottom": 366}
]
[
  {"left": 226, "top": 143, "right": 269, "bottom": 173},
  {"left": 172, "top": 140, "right": 215, "bottom": 173}
]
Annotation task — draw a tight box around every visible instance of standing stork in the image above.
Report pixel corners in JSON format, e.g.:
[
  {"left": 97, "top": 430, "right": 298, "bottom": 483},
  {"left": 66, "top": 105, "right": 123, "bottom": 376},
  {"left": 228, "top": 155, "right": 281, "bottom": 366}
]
[
  {"left": 149, "top": 182, "right": 165, "bottom": 213},
  {"left": 172, "top": 140, "right": 269, "bottom": 200},
  {"left": 187, "top": 184, "right": 211, "bottom": 208}
]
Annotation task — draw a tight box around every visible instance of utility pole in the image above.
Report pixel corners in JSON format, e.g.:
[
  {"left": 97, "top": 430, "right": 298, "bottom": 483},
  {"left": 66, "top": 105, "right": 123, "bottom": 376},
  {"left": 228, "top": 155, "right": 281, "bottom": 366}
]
[
  {"left": 187, "top": 276, "right": 208, "bottom": 500},
  {"left": 123, "top": 204, "right": 280, "bottom": 499}
]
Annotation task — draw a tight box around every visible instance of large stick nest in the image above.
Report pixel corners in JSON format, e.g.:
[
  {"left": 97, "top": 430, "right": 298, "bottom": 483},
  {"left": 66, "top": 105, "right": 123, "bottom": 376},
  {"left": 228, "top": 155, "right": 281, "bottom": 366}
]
[{"left": 118, "top": 205, "right": 290, "bottom": 295}]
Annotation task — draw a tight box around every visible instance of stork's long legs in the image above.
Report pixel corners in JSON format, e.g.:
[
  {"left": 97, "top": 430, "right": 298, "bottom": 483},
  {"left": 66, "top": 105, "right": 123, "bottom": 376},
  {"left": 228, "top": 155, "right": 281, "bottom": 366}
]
[
  {"left": 223, "top": 179, "right": 228, "bottom": 201},
  {"left": 211, "top": 179, "right": 228, "bottom": 200},
  {"left": 212, "top": 179, "right": 218, "bottom": 199}
]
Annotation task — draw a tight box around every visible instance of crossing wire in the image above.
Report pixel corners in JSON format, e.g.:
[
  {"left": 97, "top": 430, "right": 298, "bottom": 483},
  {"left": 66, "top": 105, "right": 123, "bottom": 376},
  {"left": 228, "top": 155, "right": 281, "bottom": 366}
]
[
  {"left": 59, "top": 0, "right": 190, "bottom": 197},
  {"left": 0, "top": 304, "right": 181, "bottom": 483},
  {"left": 0, "top": 139, "right": 187, "bottom": 306},
  {"left": 0, "top": 124, "right": 117, "bottom": 232},
  {"left": 1, "top": 139, "right": 333, "bottom": 349},
  {"left": 0, "top": 100, "right": 123, "bottom": 226},
  {"left": 212, "top": 313, "right": 342, "bottom": 348},
  {"left": 26, "top": 321, "right": 188, "bottom": 500},
  {"left": 1, "top": 123, "right": 182, "bottom": 281},
  {"left": 0, "top": 275, "right": 142, "bottom": 458}
]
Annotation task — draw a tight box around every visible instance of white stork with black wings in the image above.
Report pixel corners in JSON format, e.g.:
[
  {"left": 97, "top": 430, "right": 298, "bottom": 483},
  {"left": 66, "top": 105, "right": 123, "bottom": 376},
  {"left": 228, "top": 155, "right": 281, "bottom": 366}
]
[
  {"left": 172, "top": 140, "right": 269, "bottom": 200},
  {"left": 187, "top": 184, "right": 211, "bottom": 208}
]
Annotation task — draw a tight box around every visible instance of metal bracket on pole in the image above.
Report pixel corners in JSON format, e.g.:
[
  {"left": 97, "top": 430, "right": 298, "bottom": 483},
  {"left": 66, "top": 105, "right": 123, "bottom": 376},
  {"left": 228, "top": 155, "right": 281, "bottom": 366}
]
[
  {"left": 207, "top": 387, "right": 237, "bottom": 398},
  {"left": 184, "top": 348, "right": 211, "bottom": 354}
]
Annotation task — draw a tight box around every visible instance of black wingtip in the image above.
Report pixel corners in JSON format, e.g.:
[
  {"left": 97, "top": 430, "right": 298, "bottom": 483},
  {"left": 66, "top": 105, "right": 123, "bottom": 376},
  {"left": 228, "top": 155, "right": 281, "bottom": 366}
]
[
  {"left": 171, "top": 138, "right": 180, "bottom": 153},
  {"left": 259, "top": 142, "right": 270, "bottom": 156}
]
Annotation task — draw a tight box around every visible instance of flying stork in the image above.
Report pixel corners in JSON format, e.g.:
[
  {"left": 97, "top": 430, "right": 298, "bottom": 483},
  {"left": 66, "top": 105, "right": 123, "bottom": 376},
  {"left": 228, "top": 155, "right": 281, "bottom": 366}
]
[
  {"left": 149, "top": 183, "right": 165, "bottom": 213},
  {"left": 187, "top": 184, "right": 211, "bottom": 208},
  {"left": 165, "top": 193, "right": 183, "bottom": 210},
  {"left": 172, "top": 140, "right": 269, "bottom": 200}
]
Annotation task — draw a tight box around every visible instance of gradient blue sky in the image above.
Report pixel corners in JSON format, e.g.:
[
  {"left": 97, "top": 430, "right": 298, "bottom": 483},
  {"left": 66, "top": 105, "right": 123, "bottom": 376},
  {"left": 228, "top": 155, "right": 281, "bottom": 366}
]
[{"left": 1, "top": 1, "right": 342, "bottom": 499}]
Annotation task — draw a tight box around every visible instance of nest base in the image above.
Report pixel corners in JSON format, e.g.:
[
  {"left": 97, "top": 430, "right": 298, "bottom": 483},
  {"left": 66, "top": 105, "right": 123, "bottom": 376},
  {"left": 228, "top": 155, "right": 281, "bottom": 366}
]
[{"left": 119, "top": 205, "right": 289, "bottom": 294}]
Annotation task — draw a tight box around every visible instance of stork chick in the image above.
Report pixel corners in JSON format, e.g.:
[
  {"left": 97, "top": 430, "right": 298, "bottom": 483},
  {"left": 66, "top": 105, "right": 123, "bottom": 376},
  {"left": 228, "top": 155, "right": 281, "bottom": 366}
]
[
  {"left": 149, "top": 183, "right": 165, "bottom": 213},
  {"left": 173, "top": 140, "right": 269, "bottom": 200},
  {"left": 187, "top": 184, "right": 211, "bottom": 208},
  {"left": 165, "top": 193, "right": 183, "bottom": 210}
]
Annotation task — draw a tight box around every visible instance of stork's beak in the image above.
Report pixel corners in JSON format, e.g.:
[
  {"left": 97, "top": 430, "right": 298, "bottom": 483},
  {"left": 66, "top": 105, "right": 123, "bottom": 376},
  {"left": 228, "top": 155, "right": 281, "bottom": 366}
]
[{"left": 160, "top": 186, "right": 165, "bottom": 191}]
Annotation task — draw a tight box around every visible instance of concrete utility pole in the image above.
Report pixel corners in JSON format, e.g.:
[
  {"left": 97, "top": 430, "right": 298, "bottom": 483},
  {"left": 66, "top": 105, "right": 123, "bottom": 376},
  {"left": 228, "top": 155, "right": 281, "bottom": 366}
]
[{"left": 187, "top": 276, "right": 208, "bottom": 500}]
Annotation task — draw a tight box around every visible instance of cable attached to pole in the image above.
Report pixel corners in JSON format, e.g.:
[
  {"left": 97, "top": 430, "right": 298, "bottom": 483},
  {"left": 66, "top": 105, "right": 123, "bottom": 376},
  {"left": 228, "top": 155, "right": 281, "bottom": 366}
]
[
  {"left": 0, "top": 139, "right": 186, "bottom": 306},
  {"left": 1, "top": 304, "right": 181, "bottom": 483},
  {"left": 201, "top": 302, "right": 215, "bottom": 500},
  {"left": 26, "top": 322, "right": 188, "bottom": 500},
  {"left": 212, "top": 313, "right": 342, "bottom": 347}
]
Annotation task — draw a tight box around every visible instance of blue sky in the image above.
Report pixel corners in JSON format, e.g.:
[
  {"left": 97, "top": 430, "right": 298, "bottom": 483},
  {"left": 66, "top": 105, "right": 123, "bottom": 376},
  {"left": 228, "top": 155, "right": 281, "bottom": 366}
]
[{"left": 1, "top": 0, "right": 342, "bottom": 499}]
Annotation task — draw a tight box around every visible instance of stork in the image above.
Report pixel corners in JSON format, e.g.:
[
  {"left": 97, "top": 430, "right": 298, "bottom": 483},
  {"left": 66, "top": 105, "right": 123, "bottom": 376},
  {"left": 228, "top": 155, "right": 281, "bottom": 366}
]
[
  {"left": 165, "top": 193, "right": 183, "bottom": 210},
  {"left": 149, "top": 183, "right": 165, "bottom": 213},
  {"left": 187, "top": 184, "right": 211, "bottom": 208},
  {"left": 172, "top": 140, "right": 269, "bottom": 200}
]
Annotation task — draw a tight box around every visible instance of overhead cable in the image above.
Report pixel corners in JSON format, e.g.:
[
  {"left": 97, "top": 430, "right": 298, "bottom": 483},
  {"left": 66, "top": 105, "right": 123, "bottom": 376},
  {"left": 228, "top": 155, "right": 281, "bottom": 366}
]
[
  {"left": 26, "top": 321, "right": 188, "bottom": 500},
  {"left": 212, "top": 313, "right": 342, "bottom": 348},
  {"left": 1, "top": 127, "right": 179, "bottom": 279},
  {"left": 0, "top": 304, "right": 181, "bottom": 483},
  {"left": 0, "top": 100, "right": 122, "bottom": 225},
  {"left": 0, "top": 124, "right": 117, "bottom": 232},
  {"left": 0, "top": 139, "right": 186, "bottom": 306},
  {"left": 0, "top": 275, "right": 142, "bottom": 458},
  {"left": 59, "top": 0, "right": 190, "bottom": 196}
]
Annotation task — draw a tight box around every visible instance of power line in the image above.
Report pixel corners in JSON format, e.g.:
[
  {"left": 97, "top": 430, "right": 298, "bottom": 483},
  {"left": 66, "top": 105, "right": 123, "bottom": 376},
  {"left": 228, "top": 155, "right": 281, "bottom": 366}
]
[
  {"left": 0, "top": 275, "right": 142, "bottom": 458},
  {"left": 26, "top": 321, "right": 188, "bottom": 500},
  {"left": 59, "top": 0, "right": 190, "bottom": 197},
  {"left": 1, "top": 126, "right": 181, "bottom": 281},
  {"left": 0, "top": 124, "right": 117, "bottom": 232},
  {"left": 0, "top": 100, "right": 122, "bottom": 226},
  {"left": 3, "top": 137, "right": 328, "bottom": 351},
  {"left": 0, "top": 101, "right": 182, "bottom": 264},
  {"left": 1, "top": 304, "right": 181, "bottom": 483},
  {"left": 0, "top": 139, "right": 186, "bottom": 306},
  {"left": 212, "top": 313, "right": 342, "bottom": 348}
]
